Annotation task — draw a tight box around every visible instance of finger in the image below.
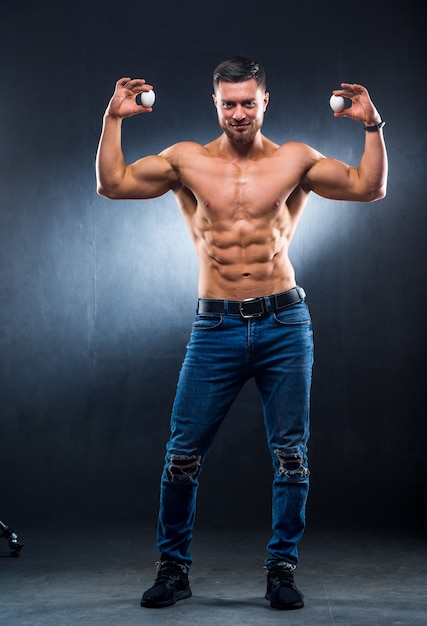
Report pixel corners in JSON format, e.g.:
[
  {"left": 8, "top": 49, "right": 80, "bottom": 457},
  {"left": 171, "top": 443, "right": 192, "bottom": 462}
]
[
  {"left": 340, "top": 84, "right": 368, "bottom": 99},
  {"left": 332, "top": 83, "right": 361, "bottom": 96},
  {"left": 126, "top": 79, "right": 151, "bottom": 90},
  {"left": 136, "top": 84, "right": 154, "bottom": 94},
  {"left": 340, "top": 82, "right": 361, "bottom": 89},
  {"left": 341, "top": 82, "right": 366, "bottom": 90},
  {"left": 116, "top": 77, "right": 132, "bottom": 89},
  {"left": 119, "top": 78, "right": 152, "bottom": 95}
]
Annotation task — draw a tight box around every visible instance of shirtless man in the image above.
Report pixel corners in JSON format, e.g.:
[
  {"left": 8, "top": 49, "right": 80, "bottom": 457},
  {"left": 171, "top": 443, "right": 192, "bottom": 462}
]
[{"left": 96, "top": 56, "right": 387, "bottom": 611}]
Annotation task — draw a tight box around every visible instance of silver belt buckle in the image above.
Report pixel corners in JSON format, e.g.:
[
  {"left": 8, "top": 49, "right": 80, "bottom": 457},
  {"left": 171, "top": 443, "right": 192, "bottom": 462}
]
[{"left": 239, "top": 297, "right": 265, "bottom": 319}]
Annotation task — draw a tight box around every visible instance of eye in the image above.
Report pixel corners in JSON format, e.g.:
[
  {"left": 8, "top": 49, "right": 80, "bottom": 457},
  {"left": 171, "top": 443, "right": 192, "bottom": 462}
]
[
  {"left": 222, "top": 102, "right": 234, "bottom": 109},
  {"left": 244, "top": 101, "right": 256, "bottom": 108}
]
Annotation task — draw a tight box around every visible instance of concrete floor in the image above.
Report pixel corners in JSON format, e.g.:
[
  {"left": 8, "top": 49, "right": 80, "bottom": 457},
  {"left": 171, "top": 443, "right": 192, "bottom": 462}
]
[{"left": 1, "top": 521, "right": 426, "bottom": 625}]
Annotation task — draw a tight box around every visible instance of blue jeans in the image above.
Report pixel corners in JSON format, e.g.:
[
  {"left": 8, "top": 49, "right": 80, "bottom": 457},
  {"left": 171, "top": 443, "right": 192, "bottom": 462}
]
[{"left": 157, "top": 289, "right": 314, "bottom": 568}]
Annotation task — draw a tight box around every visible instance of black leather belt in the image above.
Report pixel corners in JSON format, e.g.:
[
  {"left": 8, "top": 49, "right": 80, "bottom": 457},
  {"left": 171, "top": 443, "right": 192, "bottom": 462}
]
[{"left": 198, "top": 286, "right": 306, "bottom": 319}]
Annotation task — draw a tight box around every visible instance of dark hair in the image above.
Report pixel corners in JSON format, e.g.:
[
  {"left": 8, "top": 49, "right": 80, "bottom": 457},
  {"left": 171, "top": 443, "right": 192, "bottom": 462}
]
[{"left": 213, "top": 56, "right": 266, "bottom": 92}]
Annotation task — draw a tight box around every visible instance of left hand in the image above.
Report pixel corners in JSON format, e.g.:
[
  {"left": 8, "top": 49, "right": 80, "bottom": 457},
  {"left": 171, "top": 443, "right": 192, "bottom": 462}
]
[{"left": 332, "top": 83, "right": 381, "bottom": 125}]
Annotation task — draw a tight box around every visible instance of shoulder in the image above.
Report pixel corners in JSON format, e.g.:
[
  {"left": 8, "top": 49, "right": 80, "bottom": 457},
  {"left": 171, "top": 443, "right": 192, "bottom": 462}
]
[
  {"left": 277, "top": 141, "right": 327, "bottom": 188},
  {"left": 160, "top": 141, "right": 208, "bottom": 163},
  {"left": 276, "top": 140, "right": 324, "bottom": 160},
  {"left": 156, "top": 141, "right": 210, "bottom": 194}
]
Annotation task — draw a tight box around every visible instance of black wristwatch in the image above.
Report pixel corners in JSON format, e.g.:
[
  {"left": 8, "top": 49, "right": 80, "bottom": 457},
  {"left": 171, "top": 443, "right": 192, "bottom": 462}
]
[{"left": 363, "top": 121, "right": 385, "bottom": 132}]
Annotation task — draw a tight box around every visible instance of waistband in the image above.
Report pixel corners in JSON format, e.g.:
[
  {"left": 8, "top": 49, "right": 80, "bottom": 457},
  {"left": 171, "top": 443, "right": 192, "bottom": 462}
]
[{"left": 197, "top": 286, "right": 306, "bottom": 319}]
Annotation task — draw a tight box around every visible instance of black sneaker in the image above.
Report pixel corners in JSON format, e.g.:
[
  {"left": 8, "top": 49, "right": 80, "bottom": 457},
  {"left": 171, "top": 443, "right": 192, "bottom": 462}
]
[
  {"left": 141, "top": 561, "right": 192, "bottom": 608},
  {"left": 265, "top": 562, "right": 304, "bottom": 610}
]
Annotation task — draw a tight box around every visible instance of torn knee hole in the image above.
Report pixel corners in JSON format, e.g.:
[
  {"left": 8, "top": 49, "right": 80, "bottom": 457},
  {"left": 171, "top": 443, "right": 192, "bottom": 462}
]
[
  {"left": 274, "top": 450, "right": 308, "bottom": 478},
  {"left": 168, "top": 455, "right": 201, "bottom": 480}
]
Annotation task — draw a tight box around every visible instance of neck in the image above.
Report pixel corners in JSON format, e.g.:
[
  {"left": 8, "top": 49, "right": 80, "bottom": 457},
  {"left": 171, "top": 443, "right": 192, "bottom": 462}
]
[{"left": 218, "top": 131, "right": 265, "bottom": 159}]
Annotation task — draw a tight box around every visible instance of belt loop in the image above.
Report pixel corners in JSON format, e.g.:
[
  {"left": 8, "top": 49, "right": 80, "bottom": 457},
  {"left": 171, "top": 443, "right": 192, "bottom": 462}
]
[
  {"left": 296, "top": 286, "right": 306, "bottom": 301},
  {"left": 263, "top": 295, "right": 272, "bottom": 313},
  {"left": 223, "top": 299, "right": 228, "bottom": 315}
]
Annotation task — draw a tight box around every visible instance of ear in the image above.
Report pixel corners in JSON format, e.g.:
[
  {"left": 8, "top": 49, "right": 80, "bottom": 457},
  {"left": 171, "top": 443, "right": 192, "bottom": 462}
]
[
  {"left": 212, "top": 93, "right": 218, "bottom": 107},
  {"left": 263, "top": 91, "right": 270, "bottom": 112}
]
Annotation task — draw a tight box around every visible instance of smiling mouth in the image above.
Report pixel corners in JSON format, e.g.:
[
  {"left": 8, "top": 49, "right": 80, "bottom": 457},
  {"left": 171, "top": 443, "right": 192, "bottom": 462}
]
[{"left": 231, "top": 123, "right": 250, "bottom": 131}]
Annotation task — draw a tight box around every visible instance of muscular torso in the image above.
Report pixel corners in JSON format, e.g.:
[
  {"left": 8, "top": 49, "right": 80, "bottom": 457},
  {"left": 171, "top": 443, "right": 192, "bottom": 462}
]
[{"left": 162, "top": 135, "right": 317, "bottom": 300}]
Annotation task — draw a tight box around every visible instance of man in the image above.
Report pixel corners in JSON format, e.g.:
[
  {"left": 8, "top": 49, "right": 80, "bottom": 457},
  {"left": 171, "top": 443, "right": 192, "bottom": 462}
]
[{"left": 96, "top": 56, "right": 387, "bottom": 610}]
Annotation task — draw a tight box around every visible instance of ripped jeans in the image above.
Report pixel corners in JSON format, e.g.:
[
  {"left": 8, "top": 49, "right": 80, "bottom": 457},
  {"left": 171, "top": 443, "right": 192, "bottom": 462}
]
[{"left": 157, "top": 293, "right": 314, "bottom": 569}]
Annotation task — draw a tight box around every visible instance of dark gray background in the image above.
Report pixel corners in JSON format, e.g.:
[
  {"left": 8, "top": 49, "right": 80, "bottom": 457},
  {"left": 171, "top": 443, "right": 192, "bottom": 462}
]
[{"left": 1, "top": 0, "right": 425, "bottom": 532}]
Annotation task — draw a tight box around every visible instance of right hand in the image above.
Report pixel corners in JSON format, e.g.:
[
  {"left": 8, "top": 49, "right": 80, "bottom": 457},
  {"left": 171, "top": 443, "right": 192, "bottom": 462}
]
[{"left": 105, "top": 77, "right": 154, "bottom": 119}]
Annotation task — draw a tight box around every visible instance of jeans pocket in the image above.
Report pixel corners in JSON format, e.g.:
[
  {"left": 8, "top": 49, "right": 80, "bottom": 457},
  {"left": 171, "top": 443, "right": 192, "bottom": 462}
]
[
  {"left": 273, "top": 303, "right": 311, "bottom": 327},
  {"left": 192, "top": 314, "right": 223, "bottom": 330}
]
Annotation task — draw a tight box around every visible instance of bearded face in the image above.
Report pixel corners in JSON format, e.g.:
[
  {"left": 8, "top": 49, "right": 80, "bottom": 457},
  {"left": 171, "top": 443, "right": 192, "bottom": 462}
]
[
  {"left": 220, "top": 116, "right": 263, "bottom": 144},
  {"left": 213, "top": 79, "right": 269, "bottom": 145}
]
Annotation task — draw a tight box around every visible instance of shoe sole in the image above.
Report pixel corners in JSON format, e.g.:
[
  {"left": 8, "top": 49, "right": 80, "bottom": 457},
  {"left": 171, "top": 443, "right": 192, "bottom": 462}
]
[{"left": 141, "top": 588, "right": 192, "bottom": 608}]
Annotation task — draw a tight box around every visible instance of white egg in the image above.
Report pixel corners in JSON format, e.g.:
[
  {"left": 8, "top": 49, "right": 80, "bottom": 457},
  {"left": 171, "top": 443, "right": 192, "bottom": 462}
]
[
  {"left": 140, "top": 90, "right": 156, "bottom": 107},
  {"left": 329, "top": 94, "right": 345, "bottom": 112}
]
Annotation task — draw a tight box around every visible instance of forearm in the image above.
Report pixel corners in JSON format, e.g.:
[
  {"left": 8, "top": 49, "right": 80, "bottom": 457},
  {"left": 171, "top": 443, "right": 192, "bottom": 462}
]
[
  {"left": 96, "top": 114, "right": 128, "bottom": 198},
  {"left": 357, "top": 127, "right": 388, "bottom": 200}
]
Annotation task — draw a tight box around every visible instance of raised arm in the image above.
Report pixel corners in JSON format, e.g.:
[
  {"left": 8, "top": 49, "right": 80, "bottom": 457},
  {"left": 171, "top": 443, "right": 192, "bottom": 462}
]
[
  {"left": 96, "top": 77, "right": 179, "bottom": 199},
  {"left": 303, "top": 83, "right": 388, "bottom": 202}
]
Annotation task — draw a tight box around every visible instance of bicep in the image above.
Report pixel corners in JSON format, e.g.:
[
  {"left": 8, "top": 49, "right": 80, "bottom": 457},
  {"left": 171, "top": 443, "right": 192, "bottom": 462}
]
[
  {"left": 303, "top": 156, "right": 361, "bottom": 201},
  {"left": 121, "top": 155, "right": 179, "bottom": 199}
]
